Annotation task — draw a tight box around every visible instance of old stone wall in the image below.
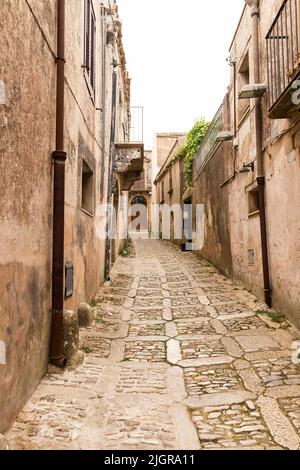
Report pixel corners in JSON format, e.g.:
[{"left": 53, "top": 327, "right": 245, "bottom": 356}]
[
  {"left": 192, "top": 0, "right": 300, "bottom": 328},
  {"left": 0, "top": 0, "right": 132, "bottom": 433},
  {"left": 194, "top": 142, "right": 233, "bottom": 278},
  {"left": 64, "top": 0, "right": 107, "bottom": 313},
  {"left": 154, "top": 135, "right": 186, "bottom": 242},
  {"left": 0, "top": 0, "right": 56, "bottom": 432}
]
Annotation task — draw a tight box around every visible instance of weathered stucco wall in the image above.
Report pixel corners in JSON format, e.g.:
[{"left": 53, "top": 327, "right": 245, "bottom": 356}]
[
  {"left": 0, "top": 0, "right": 56, "bottom": 432},
  {"left": 192, "top": 0, "right": 300, "bottom": 328},
  {"left": 129, "top": 151, "right": 153, "bottom": 233},
  {"left": 64, "top": 0, "right": 107, "bottom": 312},
  {"left": 154, "top": 135, "right": 187, "bottom": 242},
  {"left": 0, "top": 0, "right": 132, "bottom": 433},
  {"left": 194, "top": 141, "right": 233, "bottom": 278}
]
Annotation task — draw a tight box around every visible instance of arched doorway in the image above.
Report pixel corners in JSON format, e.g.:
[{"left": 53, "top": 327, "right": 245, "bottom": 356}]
[
  {"left": 111, "top": 181, "right": 120, "bottom": 266},
  {"left": 129, "top": 195, "right": 148, "bottom": 234}
]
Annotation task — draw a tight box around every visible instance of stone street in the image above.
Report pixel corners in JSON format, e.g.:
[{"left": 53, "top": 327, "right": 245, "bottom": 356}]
[{"left": 6, "top": 240, "right": 300, "bottom": 450}]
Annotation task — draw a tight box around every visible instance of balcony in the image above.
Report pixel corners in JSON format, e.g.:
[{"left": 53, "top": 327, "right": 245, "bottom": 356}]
[
  {"left": 194, "top": 105, "right": 223, "bottom": 179},
  {"left": 114, "top": 107, "right": 144, "bottom": 191},
  {"left": 266, "top": 0, "right": 300, "bottom": 119},
  {"left": 130, "top": 106, "right": 144, "bottom": 143}
]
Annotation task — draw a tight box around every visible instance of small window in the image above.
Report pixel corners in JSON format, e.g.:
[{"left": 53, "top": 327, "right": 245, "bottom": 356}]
[
  {"left": 82, "top": 160, "right": 94, "bottom": 215},
  {"left": 248, "top": 189, "right": 259, "bottom": 216},
  {"left": 84, "top": 0, "right": 96, "bottom": 100},
  {"left": 238, "top": 52, "right": 250, "bottom": 122}
]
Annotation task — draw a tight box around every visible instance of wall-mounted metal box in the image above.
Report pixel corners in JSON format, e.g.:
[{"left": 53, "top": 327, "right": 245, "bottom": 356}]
[{"left": 65, "top": 263, "right": 74, "bottom": 298}]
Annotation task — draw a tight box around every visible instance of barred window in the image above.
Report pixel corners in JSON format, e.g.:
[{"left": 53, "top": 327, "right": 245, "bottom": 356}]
[{"left": 84, "top": 0, "right": 96, "bottom": 99}]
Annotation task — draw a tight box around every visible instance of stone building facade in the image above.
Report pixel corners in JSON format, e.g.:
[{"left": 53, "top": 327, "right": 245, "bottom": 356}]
[
  {"left": 153, "top": 134, "right": 187, "bottom": 241},
  {"left": 0, "top": 0, "right": 143, "bottom": 433},
  {"left": 191, "top": 0, "right": 300, "bottom": 328},
  {"left": 128, "top": 150, "right": 153, "bottom": 234}
]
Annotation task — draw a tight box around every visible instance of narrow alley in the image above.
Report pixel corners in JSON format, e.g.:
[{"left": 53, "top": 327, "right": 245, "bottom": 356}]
[{"left": 7, "top": 240, "right": 300, "bottom": 451}]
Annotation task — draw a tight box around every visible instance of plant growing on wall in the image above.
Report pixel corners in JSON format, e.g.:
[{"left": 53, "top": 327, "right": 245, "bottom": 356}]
[{"left": 176, "top": 118, "right": 210, "bottom": 187}]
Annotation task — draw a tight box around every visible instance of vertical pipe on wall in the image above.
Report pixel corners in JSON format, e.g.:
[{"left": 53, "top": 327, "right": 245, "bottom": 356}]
[
  {"left": 232, "top": 60, "right": 238, "bottom": 177},
  {"left": 49, "top": 0, "right": 67, "bottom": 368},
  {"left": 248, "top": 0, "right": 272, "bottom": 306},
  {"left": 233, "top": 61, "right": 237, "bottom": 137},
  {"left": 100, "top": 5, "right": 107, "bottom": 200},
  {"left": 104, "top": 70, "right": 118, "bottom": 281}
]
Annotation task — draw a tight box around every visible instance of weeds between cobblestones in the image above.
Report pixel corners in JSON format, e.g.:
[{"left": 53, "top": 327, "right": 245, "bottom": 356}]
[{"left": 6, "top": 239, "right": 300, "bottom": 450}]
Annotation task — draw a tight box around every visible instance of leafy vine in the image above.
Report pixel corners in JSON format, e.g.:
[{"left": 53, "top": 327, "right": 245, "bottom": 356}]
[{"left": 175, "top": 118, "right": 210, "bottom": 187}]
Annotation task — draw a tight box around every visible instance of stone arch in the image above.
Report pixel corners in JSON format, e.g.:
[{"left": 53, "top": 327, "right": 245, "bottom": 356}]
[
  {"left": 130, "top": 195, "right": 147, "bottom": 207},
  {"left": 111, "top": 179, "right": 120, "bottom": 265},
  {"left": 129, "top": 194, "right": 149, "bottom": 233}
]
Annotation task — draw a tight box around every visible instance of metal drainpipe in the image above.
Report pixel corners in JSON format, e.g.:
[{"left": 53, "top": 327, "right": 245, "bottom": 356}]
[
  {"left": 49, "top": 0, "right": 67, "bottom": 368},
  {"left": 233, "top": 60, "right": 237, "bottom": 137},
  {"left": 100, "top": 6, "right": 107, "bottom": 200},
  {"left": 231, "top": 60, "right": 238, "bottom": 177},
  {"left": 104, "top": 71, "right": 118, "bottom": 281},
  {"left": 250, "top": 0, "right": 272, "bottom": 306}
]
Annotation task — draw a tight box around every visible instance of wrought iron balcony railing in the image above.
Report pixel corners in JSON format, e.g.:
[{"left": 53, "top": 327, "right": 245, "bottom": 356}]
[
  {"left": 130, "top": 106, "right": 144, "bottom": 143},
  {"left": 266, "top": 0, "right": 300, "bottom": 118},
  {"left": 194, "top": 105, "right": 223, "bottom": 178}
]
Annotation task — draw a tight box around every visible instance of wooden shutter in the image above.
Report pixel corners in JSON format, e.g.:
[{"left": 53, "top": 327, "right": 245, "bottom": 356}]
[
  {"left": 85, "top": 0, "right": 91, "bottom": 72},
  {"left": 90, "top": 8, "right": 96, "bottom": 91}
]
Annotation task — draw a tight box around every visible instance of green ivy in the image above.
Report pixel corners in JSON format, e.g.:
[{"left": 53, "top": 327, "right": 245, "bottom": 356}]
[{"left": 176, "top": 118, "right": 210, "bottom": 187}]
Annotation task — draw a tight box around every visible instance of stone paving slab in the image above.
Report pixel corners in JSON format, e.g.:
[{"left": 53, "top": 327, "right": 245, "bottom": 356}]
[{"left": 6, "top": 239, "right": 300, "bottom": 450}]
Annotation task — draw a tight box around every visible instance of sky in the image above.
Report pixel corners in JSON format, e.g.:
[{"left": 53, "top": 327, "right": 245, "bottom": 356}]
[{"left": 117, "top": 0, "right": 245, "bottom": 149}]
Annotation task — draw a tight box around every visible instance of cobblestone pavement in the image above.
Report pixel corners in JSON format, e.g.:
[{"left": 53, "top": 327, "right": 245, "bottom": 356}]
[{"left": 6, "top": 240, "right": 300, "bottom": 450}]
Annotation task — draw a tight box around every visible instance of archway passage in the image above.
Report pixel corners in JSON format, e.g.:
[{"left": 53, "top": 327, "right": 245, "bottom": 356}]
[
  {"left": 111, "top": 183, "right": 120, "bottom": 267},
  {"left": 131, "top": 196, "right": 147, "bottom": 207},
  {"left": 130, "top": 195, "right": 148, "bottom": 234}
]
